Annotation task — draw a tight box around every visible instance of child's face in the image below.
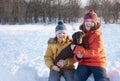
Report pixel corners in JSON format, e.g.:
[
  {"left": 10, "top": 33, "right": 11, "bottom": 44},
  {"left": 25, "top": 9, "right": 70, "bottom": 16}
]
[
  {"left": 56, "top": 31, "right": 68, "bottom": 41},
  {"left": 84, "top": 19, "right": 95, "bottom": 31}
]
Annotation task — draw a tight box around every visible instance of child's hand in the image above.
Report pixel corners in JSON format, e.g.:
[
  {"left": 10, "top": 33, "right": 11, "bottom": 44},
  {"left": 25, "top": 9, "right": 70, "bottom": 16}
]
[
  {"left": 57, "top": 60, "right": 66, "bottom": 68},
  {"left": 76, "top": 51, "right": 83, "bottom": 58},
  {"left": 52, "top": 65, "right": 60, "bottom": 72}
]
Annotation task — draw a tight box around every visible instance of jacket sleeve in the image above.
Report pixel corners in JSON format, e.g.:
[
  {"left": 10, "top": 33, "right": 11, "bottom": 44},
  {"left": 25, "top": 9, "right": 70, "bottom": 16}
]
[
  {"left": 44, "top": 44, "right": 54, "bottom": 69},
  {"left": 74, "top": 33, "right": 105, "bottom": 58},
  {"left": 65, "top": 58, "right": 74, "bottom": 68}
]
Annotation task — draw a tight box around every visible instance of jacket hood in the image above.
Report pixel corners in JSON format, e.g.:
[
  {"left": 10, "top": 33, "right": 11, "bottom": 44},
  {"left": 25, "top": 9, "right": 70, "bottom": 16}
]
[{"left": 48, "top": 36, "right": 72, "bottom": 44}]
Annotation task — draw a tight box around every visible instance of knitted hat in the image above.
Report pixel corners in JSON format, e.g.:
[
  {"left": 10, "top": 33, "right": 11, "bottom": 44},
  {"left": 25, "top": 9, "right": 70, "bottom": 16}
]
[
  {"left": 84, "top": 9, "right": 98, "bottom": 25},
  {"left": 55, "top": 21, "right": 68, "bottom": 34}
]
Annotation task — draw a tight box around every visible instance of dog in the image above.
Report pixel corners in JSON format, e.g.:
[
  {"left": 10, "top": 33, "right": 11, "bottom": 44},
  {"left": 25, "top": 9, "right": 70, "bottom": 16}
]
[{"left": 54, "top": 31, "right": 89, "bottom": 65}]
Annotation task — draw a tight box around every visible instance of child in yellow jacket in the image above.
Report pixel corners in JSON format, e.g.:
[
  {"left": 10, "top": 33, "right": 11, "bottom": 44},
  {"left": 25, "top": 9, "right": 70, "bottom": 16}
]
[{"left": 44, "top": 21, "right": 75, "bottom": 81}]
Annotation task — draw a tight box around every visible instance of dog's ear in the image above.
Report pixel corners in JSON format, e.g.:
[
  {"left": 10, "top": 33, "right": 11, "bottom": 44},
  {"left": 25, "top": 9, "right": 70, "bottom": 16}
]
[
  {"left": 81, "top": 31, "right": 86, "bottom": 39},
  {"left": 72, "top": 32, "right": 77, "bottom": 44},
  {"left": 77, "top": 31, "right": 83, "bottom": 44},
  {"left": 81, "top": 32, "right": 86, "bottom": 41}
]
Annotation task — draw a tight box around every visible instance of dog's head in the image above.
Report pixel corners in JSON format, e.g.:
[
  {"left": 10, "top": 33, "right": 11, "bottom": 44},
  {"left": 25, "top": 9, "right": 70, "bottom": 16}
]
[{"left": 72, "top": 31, "right": 85, "bottom": 45}]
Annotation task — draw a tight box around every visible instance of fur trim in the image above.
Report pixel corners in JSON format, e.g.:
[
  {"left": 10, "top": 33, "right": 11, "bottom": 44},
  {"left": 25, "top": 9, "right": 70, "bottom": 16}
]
[
  {"left": 48, "top": 38, "right": 57, "bottom": 44},
  {"left": 48, "top": 36, "right": 72, "bottom": 44},
  {"left": 79, "top": 22, "right": 101, "bottom": 31}
]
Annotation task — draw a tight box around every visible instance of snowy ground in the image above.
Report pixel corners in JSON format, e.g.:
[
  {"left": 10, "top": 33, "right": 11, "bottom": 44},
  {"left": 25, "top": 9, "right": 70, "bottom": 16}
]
[{"left": 0, "top": 23, "right": 120, "bottom": 81}]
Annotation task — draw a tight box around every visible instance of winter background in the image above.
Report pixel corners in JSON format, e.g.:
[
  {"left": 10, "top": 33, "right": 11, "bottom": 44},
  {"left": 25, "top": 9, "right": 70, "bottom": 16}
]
[{"left": 0, "top": 23, "right": 120, "bottom": 81}]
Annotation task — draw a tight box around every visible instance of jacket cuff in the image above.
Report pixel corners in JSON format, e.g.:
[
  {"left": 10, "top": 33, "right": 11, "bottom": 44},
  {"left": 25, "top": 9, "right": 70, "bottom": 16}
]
[
  {"left": 74, "top": 45, "right": 83, "bottom": 55},
  {"left": 50, "top": 65, "right": 54, "bottom": 69}
]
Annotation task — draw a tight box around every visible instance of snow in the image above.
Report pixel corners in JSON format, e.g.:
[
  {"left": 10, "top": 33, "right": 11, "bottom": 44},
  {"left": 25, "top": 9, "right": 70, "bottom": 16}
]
[{"left": 0, "top": 23, "right": 120, "bottom": 81}]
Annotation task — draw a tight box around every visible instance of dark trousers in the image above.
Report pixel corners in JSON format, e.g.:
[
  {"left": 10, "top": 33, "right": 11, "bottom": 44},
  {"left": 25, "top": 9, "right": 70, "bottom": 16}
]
[{"left": 74, "top": 65, "right": 110, "bottom": 81}]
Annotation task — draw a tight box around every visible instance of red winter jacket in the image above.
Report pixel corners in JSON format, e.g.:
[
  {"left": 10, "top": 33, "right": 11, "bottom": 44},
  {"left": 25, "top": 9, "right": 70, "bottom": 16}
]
[{"left": 74, "top": 23, "right": 107, "bottom": 69}]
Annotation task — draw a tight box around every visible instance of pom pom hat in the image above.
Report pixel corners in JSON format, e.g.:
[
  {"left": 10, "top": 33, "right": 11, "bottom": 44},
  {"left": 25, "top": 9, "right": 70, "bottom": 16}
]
[
  {"left": 84, "top": 10, "right": 98, "bottom": 25},
  {"left": 55, "top": 21, "right": 68, "bottom": 34}
]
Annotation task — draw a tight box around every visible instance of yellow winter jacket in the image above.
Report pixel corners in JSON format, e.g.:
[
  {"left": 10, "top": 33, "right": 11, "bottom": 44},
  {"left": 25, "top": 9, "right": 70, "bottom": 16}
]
[{"left": 44, "top": 37, "right": 74, "bottom": 71}]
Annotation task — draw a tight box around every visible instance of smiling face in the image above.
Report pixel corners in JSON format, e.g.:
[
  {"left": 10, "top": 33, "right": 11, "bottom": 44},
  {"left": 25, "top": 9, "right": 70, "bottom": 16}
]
[
  {"left": 84, "top": 19, "right": 95, "bottom": 31},
  {"left": 56, "top": 31, "right": 68, "bottom": 41}
]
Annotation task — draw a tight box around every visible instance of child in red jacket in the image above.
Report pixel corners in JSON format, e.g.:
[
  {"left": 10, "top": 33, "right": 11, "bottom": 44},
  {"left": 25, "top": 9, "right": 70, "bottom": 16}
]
[{"left": 71, "top": 10, "right": 110, "bottom": 81}]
